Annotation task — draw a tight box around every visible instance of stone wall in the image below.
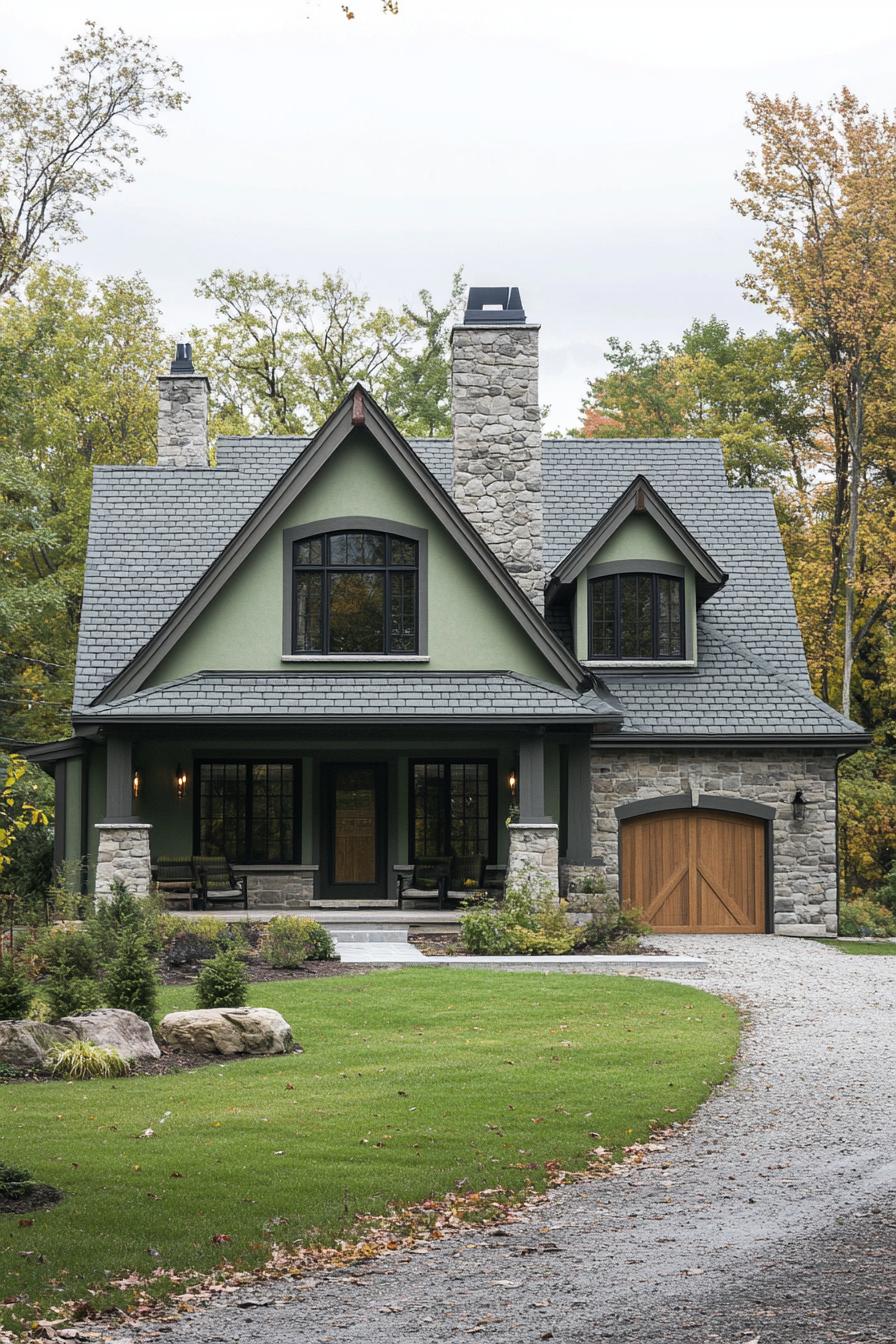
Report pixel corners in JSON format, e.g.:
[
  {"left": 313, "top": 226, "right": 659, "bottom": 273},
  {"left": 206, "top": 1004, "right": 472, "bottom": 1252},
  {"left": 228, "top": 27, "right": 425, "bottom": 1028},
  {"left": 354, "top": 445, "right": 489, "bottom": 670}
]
[
  {"left": 94, "top": 824, "right": 153, "bottom": 900},
  {"left": 588, "top": 748, "right": 840, "bottom": 934},
  {"left": 157, "top": 374, "right": 209, "bottom": 468},
  {"left": 450, "top": 324, "right": 545, "bottom": 611},
  {"left": 234, "top": 866, "right": 317, "bottom": 909},
  {"left": 507, "top": 822, "right": 559, "bottom": 895}
]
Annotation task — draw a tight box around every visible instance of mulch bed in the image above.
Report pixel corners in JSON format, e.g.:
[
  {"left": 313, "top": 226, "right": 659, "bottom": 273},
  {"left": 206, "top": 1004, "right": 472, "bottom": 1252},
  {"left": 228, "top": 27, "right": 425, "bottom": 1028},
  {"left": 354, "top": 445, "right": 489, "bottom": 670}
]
[
  {"left": 0, "top": 1183, "right": 64, "bottom": 1214},
  {"left": 161, "top": 959, "right": 368, "bottom": 987}
]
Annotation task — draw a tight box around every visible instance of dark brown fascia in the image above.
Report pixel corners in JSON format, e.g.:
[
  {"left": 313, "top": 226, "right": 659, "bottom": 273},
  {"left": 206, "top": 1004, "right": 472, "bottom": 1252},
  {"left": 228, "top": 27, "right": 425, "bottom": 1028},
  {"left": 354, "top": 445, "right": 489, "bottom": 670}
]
[
  {"left": 547, "top": 474, "right": 728, "bottom": 604},
  {"left": 95, "top": 386, "right": 587, "bottom": 705}
]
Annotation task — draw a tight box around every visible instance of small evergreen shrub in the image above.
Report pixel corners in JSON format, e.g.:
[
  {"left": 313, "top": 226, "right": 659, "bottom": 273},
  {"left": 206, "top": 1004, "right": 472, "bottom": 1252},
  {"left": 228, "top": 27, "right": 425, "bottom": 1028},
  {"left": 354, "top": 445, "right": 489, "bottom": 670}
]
[
  {"left": 44, "top": 946, "right": 103, "bottom": 1020},
  {"left": 3, "top": 824, "right": 54, "bottom": 921},
  {"left": 48, "top": 1040, "right": 130, "bottom": 1079},
  {"left": 196, "top": 948, "right": 248, "bottom": 1008},
  {"left": 104, "top": 933, "right": 159, "bottom": 1022},
  {"left": 0, "top": 1161, "right": 36, "bottom": 1200},
  {"left": 260, "top": 916, "right": 336, "bottom": 967},
  {"left": 839, "top": 897, "right": 896, "bottom": 938},
  {"left": 88, "top": 881, "right": 161, "bottom": 960},
  {"left": 30, "top": 925, "right": 98, "bottom": 980},
  {"left": 0, "top": 957, "right": 34, "bottom": 1020},
  {"left": 874, "top": 866, "right": 896, "bottom": 915}
]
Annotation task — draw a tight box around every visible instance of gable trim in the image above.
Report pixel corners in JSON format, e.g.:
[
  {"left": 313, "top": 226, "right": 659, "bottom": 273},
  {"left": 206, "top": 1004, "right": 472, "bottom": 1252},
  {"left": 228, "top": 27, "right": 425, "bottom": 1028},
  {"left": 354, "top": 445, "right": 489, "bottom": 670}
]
[
  {"left": 548, "top": 474, "right": 728, "bottom": 602},
  {"left": 96, "top": 387, "right": 586, "bottom": 703}
]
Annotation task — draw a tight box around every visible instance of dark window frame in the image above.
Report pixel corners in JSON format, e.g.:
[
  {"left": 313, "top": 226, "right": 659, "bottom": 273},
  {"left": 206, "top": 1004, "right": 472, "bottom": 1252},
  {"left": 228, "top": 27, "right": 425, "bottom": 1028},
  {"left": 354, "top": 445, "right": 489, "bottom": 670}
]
[
  {"left": 194, "top": 759, "right": 301, "bottom": 865},
  {"left": 291, "top": 529, "right": 420, "bottom": 656},
  {"left": 408, "top": 758, "right": 498, "bottom": 864},
  {"left": 587, "top": 572, "right": 685, "bottom": 660}
]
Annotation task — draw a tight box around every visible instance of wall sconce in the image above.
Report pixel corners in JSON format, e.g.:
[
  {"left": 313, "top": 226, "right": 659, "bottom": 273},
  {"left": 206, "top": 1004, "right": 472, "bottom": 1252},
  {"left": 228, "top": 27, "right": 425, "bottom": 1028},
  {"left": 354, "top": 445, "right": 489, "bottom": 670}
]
[
  {"left": 175, "top": 763, "right": 187, "bottom": 800},
  {"left": 508, "top": 771, "right": 517, "bottom": 799},
  {"left": 791, "top": 788, "right": 807, "bottom": 822},
  {"left": 132, "top": 769, "right": 141, "bottom": 801}
]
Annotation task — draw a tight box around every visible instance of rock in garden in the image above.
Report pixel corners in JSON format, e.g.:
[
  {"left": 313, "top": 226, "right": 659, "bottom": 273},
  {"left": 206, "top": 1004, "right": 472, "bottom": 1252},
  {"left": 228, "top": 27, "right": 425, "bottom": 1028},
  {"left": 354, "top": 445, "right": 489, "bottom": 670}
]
[
  {"left": 156, "top": 1007, "right": 293, "bottom": 1056},
  {"left": 60, "top": 1008, "right": 161, "bottom": 1063},
  {"left": 0, "top": 1020, "right": 75, "bottom": 1070}
]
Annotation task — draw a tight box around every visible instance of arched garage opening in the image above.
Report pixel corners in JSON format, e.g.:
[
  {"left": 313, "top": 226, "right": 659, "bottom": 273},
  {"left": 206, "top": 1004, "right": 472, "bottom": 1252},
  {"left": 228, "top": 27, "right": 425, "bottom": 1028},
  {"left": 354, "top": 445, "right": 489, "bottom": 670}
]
[{"left": 616, "top": 795, "right": 775, "bottom": 934}]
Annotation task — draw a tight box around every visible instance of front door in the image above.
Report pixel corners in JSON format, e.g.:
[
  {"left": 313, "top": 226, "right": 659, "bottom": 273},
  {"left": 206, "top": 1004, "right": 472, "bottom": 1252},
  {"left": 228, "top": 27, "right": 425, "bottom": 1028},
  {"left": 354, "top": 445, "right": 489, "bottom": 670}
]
[{"left": 320, "top": 763, "right": 387, "bottom": 901}]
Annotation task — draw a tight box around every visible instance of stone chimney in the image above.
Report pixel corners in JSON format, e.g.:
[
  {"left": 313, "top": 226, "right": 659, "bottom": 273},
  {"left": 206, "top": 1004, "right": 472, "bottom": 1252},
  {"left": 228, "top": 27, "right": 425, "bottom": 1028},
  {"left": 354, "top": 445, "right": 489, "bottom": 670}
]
[
  {"left": 157, "top": 342, "right": 210, "bottom": 467},
  {"left": 450, "top": 287, "right": 544, "bottom": 611}
]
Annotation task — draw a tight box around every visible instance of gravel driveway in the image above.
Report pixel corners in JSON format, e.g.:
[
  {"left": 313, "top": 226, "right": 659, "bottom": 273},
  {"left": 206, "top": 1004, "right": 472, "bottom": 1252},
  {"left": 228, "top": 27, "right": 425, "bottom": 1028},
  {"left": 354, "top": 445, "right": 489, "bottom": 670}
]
[{"left": 132, "top": 936, "right": 896, "bottom": 1344}]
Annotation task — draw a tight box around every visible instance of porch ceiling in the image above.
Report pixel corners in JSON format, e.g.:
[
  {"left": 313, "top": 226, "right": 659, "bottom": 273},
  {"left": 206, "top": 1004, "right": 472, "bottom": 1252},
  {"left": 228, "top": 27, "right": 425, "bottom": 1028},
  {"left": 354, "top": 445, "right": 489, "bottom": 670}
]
[{"left": 73, "top": 670, "right": 622, "bottom": 728}]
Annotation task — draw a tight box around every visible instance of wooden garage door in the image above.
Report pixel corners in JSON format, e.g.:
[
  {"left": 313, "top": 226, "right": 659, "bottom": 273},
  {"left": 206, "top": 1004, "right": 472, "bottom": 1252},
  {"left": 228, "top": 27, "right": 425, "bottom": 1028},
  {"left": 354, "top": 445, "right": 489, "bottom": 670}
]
[{"left": 620, "top": 809, "right": 766, "bottom": 933}]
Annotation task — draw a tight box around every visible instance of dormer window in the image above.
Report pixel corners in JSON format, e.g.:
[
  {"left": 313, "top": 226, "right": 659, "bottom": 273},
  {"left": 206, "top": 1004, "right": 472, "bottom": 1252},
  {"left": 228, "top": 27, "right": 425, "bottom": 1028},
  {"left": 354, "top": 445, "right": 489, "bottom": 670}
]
[
  {"left": 292, "top": 530, "right": 418, "bottom": 655},
  {"left": 588, "top": 573, "right": 684, "bottom": 660}
]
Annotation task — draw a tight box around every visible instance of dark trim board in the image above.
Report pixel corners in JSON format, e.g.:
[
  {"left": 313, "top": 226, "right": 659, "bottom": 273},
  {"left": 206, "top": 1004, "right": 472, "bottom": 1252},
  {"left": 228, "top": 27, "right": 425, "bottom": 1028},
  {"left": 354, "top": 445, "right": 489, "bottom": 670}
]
[
  {"left": 319, "top": 761, "right": 388, "bottom": 900},
  {"left": 592, "top": 734, "right": 870, "bottom": 748}
]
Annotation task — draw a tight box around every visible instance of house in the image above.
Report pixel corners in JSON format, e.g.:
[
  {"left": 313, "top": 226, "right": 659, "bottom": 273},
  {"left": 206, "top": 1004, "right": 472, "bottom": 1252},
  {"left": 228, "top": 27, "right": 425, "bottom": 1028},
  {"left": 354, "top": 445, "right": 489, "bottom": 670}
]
[{"left": 29, "top": 287, "right": 868, "bottom": 935}]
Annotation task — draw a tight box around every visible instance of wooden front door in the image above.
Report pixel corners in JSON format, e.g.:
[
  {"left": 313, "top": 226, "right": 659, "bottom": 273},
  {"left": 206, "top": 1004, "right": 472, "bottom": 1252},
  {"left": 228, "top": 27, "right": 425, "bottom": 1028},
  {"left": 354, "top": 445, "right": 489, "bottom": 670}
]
[
  {"left": 620, "top": 808, "right": 766, "bottom": 933},
  {"left": 321, "top": 763, "right": 387, "bottom": 901}
]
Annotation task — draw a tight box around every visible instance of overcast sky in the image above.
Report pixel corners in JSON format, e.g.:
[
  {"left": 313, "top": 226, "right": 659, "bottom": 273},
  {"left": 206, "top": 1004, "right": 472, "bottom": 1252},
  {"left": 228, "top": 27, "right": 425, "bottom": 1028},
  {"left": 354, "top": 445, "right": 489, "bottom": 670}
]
[{"left": 9, "top": 0, "right": 896, "bottom": 428}]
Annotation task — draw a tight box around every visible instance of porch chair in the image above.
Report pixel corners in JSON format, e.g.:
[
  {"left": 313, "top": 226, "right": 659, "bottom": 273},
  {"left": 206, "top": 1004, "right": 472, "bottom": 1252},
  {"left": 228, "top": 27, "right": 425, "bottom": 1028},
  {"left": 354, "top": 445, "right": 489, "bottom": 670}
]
[
  {"left": 191, "top": 855, "right": 249, "bottom": 911},
  {"left": 444, "top": 853, "right": 487, "bottom": 906},
  {"left": 397, "top": 855, "right": 451, "bottom": 908},
  {"left": 152, "top": 855, "right": 199, "bottom": 910}
]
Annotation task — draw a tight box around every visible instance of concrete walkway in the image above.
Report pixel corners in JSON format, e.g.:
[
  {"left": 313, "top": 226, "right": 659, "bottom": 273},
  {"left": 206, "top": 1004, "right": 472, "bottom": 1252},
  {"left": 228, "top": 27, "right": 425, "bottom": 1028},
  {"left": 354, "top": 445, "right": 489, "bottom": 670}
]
[{"left": 132, "top": 935, "right": 896, "bottom": 1343}]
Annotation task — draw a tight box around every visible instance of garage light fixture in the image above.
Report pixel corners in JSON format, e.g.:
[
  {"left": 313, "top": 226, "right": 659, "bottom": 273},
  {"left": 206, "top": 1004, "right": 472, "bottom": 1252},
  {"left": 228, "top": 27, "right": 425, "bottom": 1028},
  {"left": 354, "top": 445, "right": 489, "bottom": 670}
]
[{"left": 791, "top": 789, "right": 807, "bottom": 822}]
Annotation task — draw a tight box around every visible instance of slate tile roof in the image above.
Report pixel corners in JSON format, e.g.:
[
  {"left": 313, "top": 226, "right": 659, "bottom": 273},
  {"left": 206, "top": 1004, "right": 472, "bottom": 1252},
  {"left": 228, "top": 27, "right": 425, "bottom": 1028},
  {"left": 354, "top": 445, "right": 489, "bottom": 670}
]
[
  {"left": 73, "top": 429, "right": 864, "bottom": 741},
  {"left": 75, "top": 671, "right": 620, "bottom": 724}
]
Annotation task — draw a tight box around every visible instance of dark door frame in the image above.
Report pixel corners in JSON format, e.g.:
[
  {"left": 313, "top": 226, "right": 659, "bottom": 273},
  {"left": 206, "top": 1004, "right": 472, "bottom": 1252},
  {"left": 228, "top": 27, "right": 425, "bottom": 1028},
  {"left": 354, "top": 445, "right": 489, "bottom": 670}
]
[{"left": 320, "top": 761, "right": 388, "bottom": 901}]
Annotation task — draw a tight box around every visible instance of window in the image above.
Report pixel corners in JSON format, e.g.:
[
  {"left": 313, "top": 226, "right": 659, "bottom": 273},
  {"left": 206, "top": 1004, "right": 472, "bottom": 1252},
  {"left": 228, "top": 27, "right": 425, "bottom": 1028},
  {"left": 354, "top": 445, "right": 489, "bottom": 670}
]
[
  {"left": 410, "top": 760, "right": 496, "bottom": 861},
  {"left": 588, "top": 573, "right": 684, "bottom": 660},
  {"left": 197, "top": 761, "right": 298, "bottom": 863},
  {"left": 292, "top": 530, "right": 418, "bottom": 655}
]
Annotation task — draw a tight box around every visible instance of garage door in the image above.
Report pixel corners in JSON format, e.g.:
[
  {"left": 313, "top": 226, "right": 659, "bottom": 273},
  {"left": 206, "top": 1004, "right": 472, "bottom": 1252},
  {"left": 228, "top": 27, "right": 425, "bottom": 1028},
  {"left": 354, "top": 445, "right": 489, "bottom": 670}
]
[{"left": 620, "top": 808, "right": 766, "bottom": 933}]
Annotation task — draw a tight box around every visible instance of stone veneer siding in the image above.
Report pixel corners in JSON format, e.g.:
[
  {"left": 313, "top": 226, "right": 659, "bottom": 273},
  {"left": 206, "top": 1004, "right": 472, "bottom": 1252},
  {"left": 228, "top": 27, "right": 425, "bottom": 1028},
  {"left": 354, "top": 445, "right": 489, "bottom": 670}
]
[
  {"left": 450, "top": 324, "right": 545, "bottom": 611},
  {"left": 507, "top": 823, "right": 560, "bottom": 896},
  {"left": 233, "top": 866, "right": 316, "bottom": 909},
  {"left": 587, "top": 748, "right": 840, "bottom": 934},
  {"left": 94, "top": 824, "right": 153, "bottom": 900},
  {"left": 157, "top": 373, "right": 209, "bottom": 468}
]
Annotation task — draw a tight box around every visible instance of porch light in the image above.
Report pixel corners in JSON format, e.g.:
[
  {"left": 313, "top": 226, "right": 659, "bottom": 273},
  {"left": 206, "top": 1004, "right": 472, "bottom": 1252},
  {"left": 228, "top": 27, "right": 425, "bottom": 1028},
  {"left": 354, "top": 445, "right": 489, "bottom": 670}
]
[
  {"left": 175, "top": 763, "right": 187, "bottom": 800},
  {"left": 791, "top": 789, "right": 807, "bottom": 822},
  {"left": 508, "top": 771, "right": 517, "bottom": 798},
  {"left": 132, "top": 769, "right": 141, "bottom": 801}
]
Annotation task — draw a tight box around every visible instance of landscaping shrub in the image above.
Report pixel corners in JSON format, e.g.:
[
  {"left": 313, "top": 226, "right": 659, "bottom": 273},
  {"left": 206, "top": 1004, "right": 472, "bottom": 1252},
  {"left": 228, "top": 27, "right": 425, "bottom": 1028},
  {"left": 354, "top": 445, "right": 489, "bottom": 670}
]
[
  {"left": 0, "top": 1161, "right": 36, "bottom": 1201},
  {"left": 874, "top": 865, "right": 896, "bottom": 915},
  {"left": 29, "top": 924, "right": 98, "bottom": 980},
  {"left": 44, "top": 946, "right": 103, "bottom": 1020},
  {"left": 259, "top": 915, "right": 336, "bottom": 966},
  {"left": 195, "top": 948, "right": 248, "bottom": 1008},
  {"left": 104, "top": 933, "right": 159, "bottom": 1022},
  {"left": 0, "top": 957, "right": 34, "bottom": 1020},
  {"left": 88, "top": 881, "right": 161, "bottom": 960},
  {"left": 576, "top": 906, "right": 652, "bottom": 952},
  {"left": 839, "top": 897, "right": 896, "bottom": 938},
  {"left": 48, "top": 1040, "right": 130, "bottom": 1080},
  {"left": 2, "top": 824, "right": 54, "bottom": 921},
  {"left": 159, "top": 914, "right": 239, "bottom": 967},
  {"left": 460, "top": 865, "right": 578, "bottom": 955}
]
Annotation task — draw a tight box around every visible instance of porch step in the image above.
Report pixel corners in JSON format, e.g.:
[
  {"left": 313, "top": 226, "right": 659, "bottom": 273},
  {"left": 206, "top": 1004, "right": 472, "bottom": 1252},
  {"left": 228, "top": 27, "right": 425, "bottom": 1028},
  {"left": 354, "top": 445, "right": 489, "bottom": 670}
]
[
  {"left": 310, "top": 900, "right": 399, "bottom": 910},
  {"left": 318, "top": 922, "right": 410, "bottom": 944}
]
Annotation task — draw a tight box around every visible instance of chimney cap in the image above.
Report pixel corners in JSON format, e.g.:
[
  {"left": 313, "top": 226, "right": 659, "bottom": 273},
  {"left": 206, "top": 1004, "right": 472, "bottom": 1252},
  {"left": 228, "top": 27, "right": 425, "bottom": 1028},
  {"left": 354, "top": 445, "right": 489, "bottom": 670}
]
[
  {"left": 170, "top": 341, "right": 195, "bottom": 374},
  {"left": 463, "top": 286, "right": 526, "bottom": 325}
]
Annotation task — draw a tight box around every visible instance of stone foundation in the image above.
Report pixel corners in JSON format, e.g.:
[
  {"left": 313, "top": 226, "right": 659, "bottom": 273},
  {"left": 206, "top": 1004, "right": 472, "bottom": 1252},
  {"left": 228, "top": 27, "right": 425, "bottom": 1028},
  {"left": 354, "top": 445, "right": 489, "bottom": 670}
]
[
  {"left": 94, "top": 823, "right": 153, "bottom": 901},
  {"left": 507, "top": 823, "right": 559, "bottom": 895},
  {"left": 589, "top": 748, "right": 840, "bottom": 934},
  {"left": 234, "top": 866, "right": 317, "bottom": 909}
]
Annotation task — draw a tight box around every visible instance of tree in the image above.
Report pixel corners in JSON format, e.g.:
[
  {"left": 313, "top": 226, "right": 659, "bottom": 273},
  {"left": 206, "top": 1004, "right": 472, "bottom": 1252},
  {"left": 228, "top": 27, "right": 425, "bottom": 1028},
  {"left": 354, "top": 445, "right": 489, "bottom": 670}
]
[
  {"left": 0, "top": 754, "right": 49, "bottom": 879},
  {"left": 380, "top": 270, "right": 464, "bottom": 436},
  {"left": 0, "top": 21, "right": 185, "bottom": 297},
  {"left": 734, "top": 88, "right": 896, "bottom": 715},
  {"left": 0, "top": 264, "right": 166, "bottom": 739}
]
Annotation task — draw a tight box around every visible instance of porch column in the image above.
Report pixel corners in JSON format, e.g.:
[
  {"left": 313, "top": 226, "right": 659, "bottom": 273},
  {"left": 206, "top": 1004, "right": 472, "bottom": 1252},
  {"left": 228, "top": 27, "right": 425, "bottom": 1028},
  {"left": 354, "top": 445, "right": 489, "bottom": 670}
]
[
  {"left": 53, "top": 760, "right": 67, "bottom": 873},
  {"left": 508, "top": 730, "right": 559, "bottom": 896},
  {"left": 565, "top": 735, "right": 593, "bottom": 865},
  {"left": 95, "top": 735, "right": 152, "bottom": 901}
]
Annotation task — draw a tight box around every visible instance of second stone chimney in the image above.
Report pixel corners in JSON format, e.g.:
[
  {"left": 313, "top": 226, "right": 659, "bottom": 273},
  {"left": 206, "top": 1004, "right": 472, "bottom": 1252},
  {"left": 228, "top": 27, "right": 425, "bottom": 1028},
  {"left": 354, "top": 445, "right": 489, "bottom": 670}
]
[
  {"left": 450, "top": 287, "right": 544, "bottom": 611},
  {"left": 157, "top": 342, "right": 210, "bottom": 467}
]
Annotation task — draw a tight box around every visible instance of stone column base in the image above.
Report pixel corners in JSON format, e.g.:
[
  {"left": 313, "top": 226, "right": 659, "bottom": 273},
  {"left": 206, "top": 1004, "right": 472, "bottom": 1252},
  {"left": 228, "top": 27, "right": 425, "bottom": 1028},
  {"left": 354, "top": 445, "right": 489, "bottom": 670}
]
[
  {"left": 94, "top": 823, "right": 153, "bottom": 901},
  {"left": 507, "top": 822, "right": 560, "bottom": 896}
]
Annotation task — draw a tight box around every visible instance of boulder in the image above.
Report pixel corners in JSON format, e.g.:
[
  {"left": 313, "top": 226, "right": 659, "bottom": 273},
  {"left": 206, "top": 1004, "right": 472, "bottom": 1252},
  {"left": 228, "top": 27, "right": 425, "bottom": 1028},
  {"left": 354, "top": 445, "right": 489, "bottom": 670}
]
[
  {"left": 157, "top": 1007, "right": 293, "bottom": 1056},
  {"left": 0, "top": 1020, "right": 75, "bottom": 1070},
  {"left": 60, "top": 1008, "right": 161, "bottom": 1063}
]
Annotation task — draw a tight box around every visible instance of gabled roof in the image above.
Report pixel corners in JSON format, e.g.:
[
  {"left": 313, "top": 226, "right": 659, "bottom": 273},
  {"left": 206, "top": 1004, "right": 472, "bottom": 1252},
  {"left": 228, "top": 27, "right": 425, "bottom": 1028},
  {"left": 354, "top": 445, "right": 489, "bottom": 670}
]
[
  {"left": 94, "top": 386, "right": 586, "bottom": 704},
  {"left": 548, "top": 474, "right": 728, "bottom": 602},
  {"left": 73, "top": 671, "right": 621, "bottom": 727}
]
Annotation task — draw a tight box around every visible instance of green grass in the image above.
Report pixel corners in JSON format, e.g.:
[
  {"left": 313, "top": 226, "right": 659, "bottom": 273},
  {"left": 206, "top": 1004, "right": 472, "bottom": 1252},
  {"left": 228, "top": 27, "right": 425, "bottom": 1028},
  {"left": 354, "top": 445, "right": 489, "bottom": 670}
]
[
  {"left": 830, "top": 939, "right": 896, "bottom": 955},
  {"left": 0, "top": 969, "right": 738, "bottom": 1333}
]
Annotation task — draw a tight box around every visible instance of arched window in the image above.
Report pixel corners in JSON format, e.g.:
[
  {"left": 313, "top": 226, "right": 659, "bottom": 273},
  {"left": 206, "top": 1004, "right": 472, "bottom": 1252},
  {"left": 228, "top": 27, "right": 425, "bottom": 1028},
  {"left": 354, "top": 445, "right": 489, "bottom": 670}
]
[
  {"left": 292, "top": 529, "right": 419, "bottom": 655},
  {"left": 589, "top": 572, "right": 684, "bottom": 660}
]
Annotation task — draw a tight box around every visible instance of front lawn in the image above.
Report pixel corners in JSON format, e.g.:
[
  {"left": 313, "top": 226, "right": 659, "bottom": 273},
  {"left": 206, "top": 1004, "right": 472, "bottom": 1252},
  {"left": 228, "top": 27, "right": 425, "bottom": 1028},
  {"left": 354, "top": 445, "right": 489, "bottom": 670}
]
[
  {"left": 0, "top": 969, "right": 738, "bottom": 1333},
  {"left": 830, "top": 939, "right": 896, "bottom": 956}
]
